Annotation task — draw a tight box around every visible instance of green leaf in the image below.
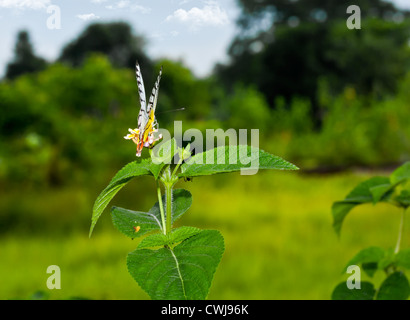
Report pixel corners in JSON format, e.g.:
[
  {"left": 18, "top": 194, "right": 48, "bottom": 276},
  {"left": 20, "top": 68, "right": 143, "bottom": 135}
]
[
  {"left": 390, "top": 161, "right": 410, "bottom": 185},
  {"left": 376, "top": 272, "right": 410, "bottom": 300},
  {"left": 331, "top": 281, "right": 376, "bottom": 300},
  {"left": 136, "top": 232, "right": 167, "bottom": 249},
  {"left": 344, "top": 247, "right": 385, "bottom": 271},
  {"left": 377, "top": 248, "right": 395, "bottom": 270},
  {"left": 111, "top": 206, "right": 163, "bottom": 238},
  {"left": 90, "top": 159, "right": 152, "bottom": 237},
  {"left": 137, "top": 226, "right": 202, "bottom": 249},
  {"left": 179, "top": 145, "right": 298, "bottom": 178},
  {"left": 166, "top": 226, "right": 202, "bottom": 245},
  {"left": 343, "top": 247, "right": 385, "bottom": 277},
  {"left": 110, "top": 189, "right": 192, "bottom": 239},
  {"left": 149, "top": 188, "right": 192, "bottom": 224},
  {"left": 343, "top": 177, "right": 391, "bottom": 202},
  {"left": 127, "top": 229, "right": 225, "bottom": 300},
  {"left": 331, "top": 177, "right": 390, "bottom": 236},
  {"left": 394, "top": 190, "right": 410, "bottom": 208},
  {"left": 396, "top": 249, "right": 410, "bottom": 269},
  {"left": 369, "top": 184, "right": 393, "bottom": 204},
  {"left": 150, "top": 138, "right": 179, "bottom": 179},
  {"left": 362, "top": 263, "right": 378, "bottom": 278}
]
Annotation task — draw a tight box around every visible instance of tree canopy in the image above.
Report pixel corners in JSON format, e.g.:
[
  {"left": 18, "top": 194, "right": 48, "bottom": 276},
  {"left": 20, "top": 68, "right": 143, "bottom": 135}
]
[
  {"left": 58, "top": 22, "right": 152, "bottom": 77},
  {"left": 216, "top": 0, "right": 410, "bottom": 125},
  {"left": 5, "top": 30, "right": 48, "bottom": 80}
]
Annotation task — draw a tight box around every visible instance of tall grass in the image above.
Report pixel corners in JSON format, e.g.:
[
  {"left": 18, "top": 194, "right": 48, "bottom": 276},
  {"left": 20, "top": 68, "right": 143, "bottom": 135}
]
[{"left": 0, "top": 171, "right": 408, "bottom": 299}]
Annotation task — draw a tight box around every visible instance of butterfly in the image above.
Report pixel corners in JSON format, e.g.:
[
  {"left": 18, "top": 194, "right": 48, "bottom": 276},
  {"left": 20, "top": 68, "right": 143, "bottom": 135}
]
[{"left": 124, "top": 62, "right": 163, "bottom": 156}]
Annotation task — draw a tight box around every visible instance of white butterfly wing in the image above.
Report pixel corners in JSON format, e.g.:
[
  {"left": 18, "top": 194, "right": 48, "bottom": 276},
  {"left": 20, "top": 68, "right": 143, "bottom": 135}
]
[
  {"left": 146, "top": 66, "right": 162, "bottom": 118},
  {"left": 135, "top": 62, "right": 148, "bottom": 129}
]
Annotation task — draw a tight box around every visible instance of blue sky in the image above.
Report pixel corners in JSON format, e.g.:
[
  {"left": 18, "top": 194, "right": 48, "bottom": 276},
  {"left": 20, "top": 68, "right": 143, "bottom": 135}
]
[
  {"left": 0, "top": 0, "right": 240, "bottom": 77},
  {"left": 0, "top": 0, "right": 409, "bottom": 78}
]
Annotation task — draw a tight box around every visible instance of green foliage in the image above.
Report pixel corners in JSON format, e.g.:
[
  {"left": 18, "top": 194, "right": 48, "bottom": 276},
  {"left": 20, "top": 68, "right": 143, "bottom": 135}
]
[
  {"left": 376, "top": 272, "right": 410, "bottom": 300},
  {"left": 331, "top": 162, "right": 410, "bottom": 300},
  {"left": 6, "top": 30, "right": 47, "bottom": 80},
  {"left": 90, "top": 159, "right": 152, "bottom": 236},
  {"left": 58, "top": 22, "right": 151, "bottom": 71},
  {"left": 137, "top": 226, "right": 201, "bottom": 249},
  {"left": 127, "top": 230, "right": 224, "bottom": 300},
  {"left": 91, "top": 138, "right": 297, "bottom": 300},
  {"left": 111, "top": 189, "right": 192, "bottom": 238},
  {"left": 219, "top": 0, "right": 410, "bottom": 129},
  {"left": 179, "top": 145, "right": 298, "bottom": 178},
  {"left": 156, "top": 59, "right": 212, "bottom": 121},
  {"left": 222, "top": 84, "right": 271, "bottom": 131},
  {"left": 331, "top": 281, "right": 376, "bottom": 300},
  {"left": 281, "top": 78, "right": 410, "bottom": 169}
]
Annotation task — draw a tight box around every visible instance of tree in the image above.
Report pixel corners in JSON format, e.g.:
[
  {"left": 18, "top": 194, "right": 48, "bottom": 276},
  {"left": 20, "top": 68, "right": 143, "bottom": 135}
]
[
  {"left": 216, "top": 0, "right": 410, "bottom": 126},
  {"left": 58, "top": 22, "right": 152, "bottom": 75},
  {"left": 5, "top": 30, "right": 48, "bottom": 80}
]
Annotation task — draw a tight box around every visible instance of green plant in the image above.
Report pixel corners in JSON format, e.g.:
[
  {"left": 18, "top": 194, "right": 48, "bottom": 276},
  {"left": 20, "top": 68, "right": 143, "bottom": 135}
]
[
  {"left": 331, "top": 162, "right": 410, "bottom": 300},
  {"left": 89, "top": 138, "right": 298, "bottom": 300}
]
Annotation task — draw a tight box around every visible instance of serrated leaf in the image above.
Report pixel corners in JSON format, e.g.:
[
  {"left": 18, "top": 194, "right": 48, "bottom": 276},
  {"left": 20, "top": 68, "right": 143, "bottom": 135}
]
[
  {"left": 150, "top": 138, "right": 179, "bottom": 179},
  {"left": 331, "top": 177, "right": 390, "bottom": 236},
  {"left": 137, "top": 226, "right": 202, "bottom": 249},
  {"left": 390, "top": 161, "right": 410, "bottom": 185},
  {"left": 127, "top": 229, "right": 224, "bottom": 300},
  {"left": 331, "top": 281, "right": 376, "bottom": 300},
  {"left": 396, "top": 249, "right": 410, "bottom": 269},
  {"left": 111, "top": 206, "right": 164, "bottom": 238},
  {"left": 149, "top": 188, "right": 192, "bottom": 225},
  {"left": 168, "top": 226, "right": 202, "bottom": 244},
  {"left": 110, "top": 189, "right": 192, "bottom": 239},
  {"left": 376, "top": 272, "right": 410, "bottom": 300},
  {"left": 90, "top": 159, "right": 152, "bottom": 237},
  {"left": 137, "top": 232, "right": 167, "bottom": 249},
  {"left": 178, "top": 145, "right": 298, "bottom": 178}
]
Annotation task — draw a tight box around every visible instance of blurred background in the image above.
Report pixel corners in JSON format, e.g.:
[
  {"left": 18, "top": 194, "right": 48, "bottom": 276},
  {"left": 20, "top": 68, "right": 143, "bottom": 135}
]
[{"left": 1, "top": 0, "right": 410, "bottom": 299}]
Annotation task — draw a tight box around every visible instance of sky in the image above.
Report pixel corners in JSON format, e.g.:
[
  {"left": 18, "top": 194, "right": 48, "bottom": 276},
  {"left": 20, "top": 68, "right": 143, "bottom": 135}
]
[
  {"left": 0, "top": 0, "right": 240, "bottom": 78},
  {"left": 0, "top": 0, "right": 409, "bottom": 78}
]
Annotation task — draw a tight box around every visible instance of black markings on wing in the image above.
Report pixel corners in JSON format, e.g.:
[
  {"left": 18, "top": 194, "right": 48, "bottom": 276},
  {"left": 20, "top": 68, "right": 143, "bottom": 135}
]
[
  {"left": 146, "top": 66, "right": 163, "bottom": 116},
  {"left": 135, "top": 62, "right": 148, "bottom": 128}
]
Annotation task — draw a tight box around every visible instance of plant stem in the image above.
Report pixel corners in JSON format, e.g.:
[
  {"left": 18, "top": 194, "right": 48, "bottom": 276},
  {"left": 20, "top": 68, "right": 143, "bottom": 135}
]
[
  {"left": 156, "top": 181, "right": 166, "bottom": 234},
  {"left": 172, "top": 156, "right": 184, "bottom": 177},
  {"left": 394, "top": 208, "right": 406, "bottom": 254},
  {"left": 165, "top": 182, "right": 173, "bottom": 234}
]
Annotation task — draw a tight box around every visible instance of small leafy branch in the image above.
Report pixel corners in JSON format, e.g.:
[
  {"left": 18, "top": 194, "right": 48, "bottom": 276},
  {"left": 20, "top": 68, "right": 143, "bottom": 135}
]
[
  {"left": 90, "top": 138, "right": 298, "bottom": 300},
  {"left": 331, "top": 162, "right": 410, "bottom": 300}
]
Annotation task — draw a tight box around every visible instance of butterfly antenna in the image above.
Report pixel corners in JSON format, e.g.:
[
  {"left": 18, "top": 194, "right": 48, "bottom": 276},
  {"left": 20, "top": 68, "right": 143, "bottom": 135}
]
[{"left": 157, "top": 108, "right": 186, "bottom": 115}]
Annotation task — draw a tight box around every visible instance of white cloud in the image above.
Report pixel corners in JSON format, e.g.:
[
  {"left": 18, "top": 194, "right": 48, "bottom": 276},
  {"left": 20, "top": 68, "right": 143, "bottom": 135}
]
[
  {"left": 76, "top": 13, "right": 101, "bottom": 21},
  {"left": 105, "top": 0, "right": 150, "bottom": 13},
  {"left": 0, "top": 0, "right": 50, "bottom": 10},
  {"left": 147, "top": 30, "right": 180, "bottom": 41},
  {"left": 170, "top": 30, "right": 179, "bottom": 37},
  {"left": 91, "top": 0, "right": 108, "bottom": 3},
  {"left": 166, "top": 1, "right": 229, "bottom": 29}
]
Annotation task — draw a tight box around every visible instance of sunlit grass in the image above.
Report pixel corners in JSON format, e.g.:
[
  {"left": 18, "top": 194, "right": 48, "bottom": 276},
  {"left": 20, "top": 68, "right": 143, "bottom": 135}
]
[{"left": 0, "top": 170, "right": 408, "bottom": 299}]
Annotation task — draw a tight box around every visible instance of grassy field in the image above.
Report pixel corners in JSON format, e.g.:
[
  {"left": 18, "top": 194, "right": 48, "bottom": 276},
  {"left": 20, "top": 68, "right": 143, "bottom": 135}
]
[{"left": 0, "top": 170, "right": 408, "bottom": 300}]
